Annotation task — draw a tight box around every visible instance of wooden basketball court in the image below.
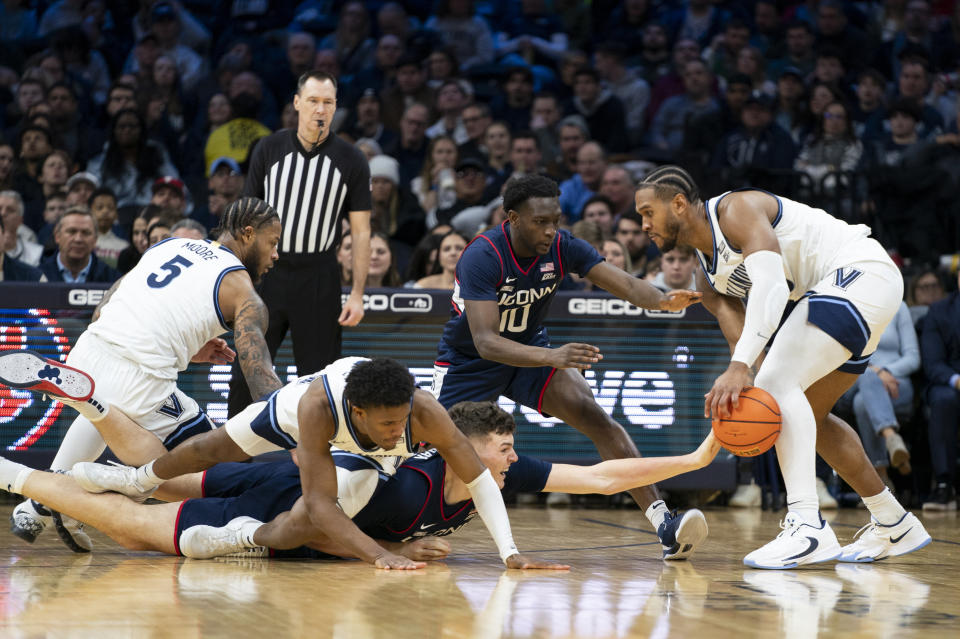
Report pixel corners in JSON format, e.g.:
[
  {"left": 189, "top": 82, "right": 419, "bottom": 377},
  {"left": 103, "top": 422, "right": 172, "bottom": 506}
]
[{"left": 1, "top": 504, "right": 957, "bottom": 638}]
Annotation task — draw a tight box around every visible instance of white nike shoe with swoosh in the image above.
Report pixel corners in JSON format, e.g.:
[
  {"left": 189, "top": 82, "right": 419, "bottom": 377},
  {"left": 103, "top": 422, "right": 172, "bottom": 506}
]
[
  {"left": 837, "top": 512, "right": 931, "bottom": 563},
  {"left": 744, "top": 512, "right": 841, "bottom": 570}
]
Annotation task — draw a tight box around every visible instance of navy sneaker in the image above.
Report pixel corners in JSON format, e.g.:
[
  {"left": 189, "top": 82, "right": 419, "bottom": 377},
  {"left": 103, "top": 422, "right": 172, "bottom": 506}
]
[
  {"left": 10, "top": 499, "right": 52, "bottom": 543},
  {"left": 658, "top": 509, "right": 709, "bottom": 560}
]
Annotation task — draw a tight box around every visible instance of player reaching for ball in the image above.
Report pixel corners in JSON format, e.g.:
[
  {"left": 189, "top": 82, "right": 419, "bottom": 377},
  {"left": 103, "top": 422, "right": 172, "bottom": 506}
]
[
  {"left": 634, "top": 166, "right": 930, "bottom": 569},
  {"left": 431, "top": 174, "right": 708, "bottom": 561}
]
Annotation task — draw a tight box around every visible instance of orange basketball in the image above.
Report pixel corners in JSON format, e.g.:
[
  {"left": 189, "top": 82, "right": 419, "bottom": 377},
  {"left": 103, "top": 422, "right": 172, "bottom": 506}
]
[{"left": 711, "top": 386, "right": 782, "bottom": 457}]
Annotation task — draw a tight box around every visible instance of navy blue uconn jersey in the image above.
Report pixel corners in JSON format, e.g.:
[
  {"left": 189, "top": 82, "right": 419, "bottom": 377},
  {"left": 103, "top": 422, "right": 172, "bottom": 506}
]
[
  {"left": 439, "top": 221, "right": 603, "bottom": 360},
  {"left": 352, "top": 450, "right": 552, "bottom": 542},
  {"left": 174, "top": 453, "right": 551, "bottom": 556}
]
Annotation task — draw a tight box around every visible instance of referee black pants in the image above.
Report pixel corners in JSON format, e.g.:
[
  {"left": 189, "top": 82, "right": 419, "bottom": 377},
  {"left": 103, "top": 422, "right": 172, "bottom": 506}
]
[{"left": 227, "top": 253, "right": 343, "bottom": 417}]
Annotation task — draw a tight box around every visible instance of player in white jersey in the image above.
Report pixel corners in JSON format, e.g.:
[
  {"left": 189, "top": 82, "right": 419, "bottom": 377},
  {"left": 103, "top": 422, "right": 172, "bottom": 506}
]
[
  {"left": 0, "top": 197, "right": 284, "bottom": 552},
  {"left": 633, "top": 166, "right": 930, "bottom": 569},
  {"left": 68, "top": 357, "right": 566, "bottom": 570}
]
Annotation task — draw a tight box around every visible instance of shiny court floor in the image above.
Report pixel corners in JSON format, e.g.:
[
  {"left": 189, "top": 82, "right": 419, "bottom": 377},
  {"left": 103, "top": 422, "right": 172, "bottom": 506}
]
[{"left": 1, "top": 505, "right": 957, "bottom": 639}]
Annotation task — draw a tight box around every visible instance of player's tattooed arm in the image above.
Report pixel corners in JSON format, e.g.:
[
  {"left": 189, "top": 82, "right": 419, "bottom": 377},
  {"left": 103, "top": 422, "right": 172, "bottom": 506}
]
[
  {"left": 233, "top": 291, "right": 282, "bottom": 400},
  {"left": 217, "top": 269, "right": 282, "bottom": 399},
  {"left": 91, "top": 276, "right": 123, "bottom": 322}
]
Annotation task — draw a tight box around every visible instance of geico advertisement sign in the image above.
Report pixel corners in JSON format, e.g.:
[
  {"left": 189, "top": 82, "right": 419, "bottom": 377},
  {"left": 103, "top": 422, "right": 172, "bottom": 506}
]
[
  {"left": 67, "top": 289, "right": 106, "bottom": 305},
  {"left": 340, "top": 292, "right": 434, "bottom": 313},
  {"left": 567, "top": 298, "right": 685, "bottom": 318}
]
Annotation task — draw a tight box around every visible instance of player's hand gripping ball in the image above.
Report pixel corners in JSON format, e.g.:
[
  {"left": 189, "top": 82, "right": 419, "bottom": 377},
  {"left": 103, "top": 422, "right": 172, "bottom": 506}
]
[{"left": 711, "top": 386, "right": 781, "bottom": 456}]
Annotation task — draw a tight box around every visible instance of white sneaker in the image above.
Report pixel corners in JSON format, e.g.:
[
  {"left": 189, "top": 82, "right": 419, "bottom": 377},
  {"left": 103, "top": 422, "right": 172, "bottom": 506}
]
[
  {"left": 178, "top": 516, "right": 263, "bottom": 559},
  {"left": 728, "top": 482, "right": 761, "bottom": 507},
  {"left": 837, "top": 512, "right": 931, "bottom": 563},
  {"left": 744, "top": 512, "right": 841, "bottom": 569},
  {"left": 816, "top": 478, "right": 838, "bottom": 509},
  {"left": 71, "top": 461, "right": 157, "bottom": 502},
  {"left": 10, "top": 499, "right": 51, "bottom": 543}
]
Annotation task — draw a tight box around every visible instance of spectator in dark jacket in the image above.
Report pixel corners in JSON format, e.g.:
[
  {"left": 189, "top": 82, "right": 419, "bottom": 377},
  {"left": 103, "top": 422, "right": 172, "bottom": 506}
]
[
  {"left": 920, "top": 270, "right": 960, "bottom": 511},
  {"left": 40, "top": 207, "right": 120, "bottom": 283},
  {"left": 567, "top": 67, "right": 629, "bottom": 152},
  {"left": 712, "top": 93, "right": 797, "bottom": 174}
]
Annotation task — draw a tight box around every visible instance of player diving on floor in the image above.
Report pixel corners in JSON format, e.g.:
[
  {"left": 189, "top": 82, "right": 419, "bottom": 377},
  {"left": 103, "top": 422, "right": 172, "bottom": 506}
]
[{"left": 0, "top": 401, "right": 721, "bottom": 562}]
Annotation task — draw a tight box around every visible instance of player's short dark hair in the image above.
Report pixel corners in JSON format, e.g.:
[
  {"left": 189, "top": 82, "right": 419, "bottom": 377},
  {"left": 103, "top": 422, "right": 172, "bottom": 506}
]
[
  {"left": 502, "top": 174, "right": 559, "bottom": 214},
  {"left": 638, "top": 165, "right": 702, "bottom": 206},
  {"left": 449, "top": 401, "right": 516, "bottom": 438},
  {"left": 344, "top": 358, "right": 415, "bottom": 408},
  {"left": 214, "top": 196, "right": 279, "bottom": 237},
  {"left": 297, "top": 70, "right": 338, "bottom": 93}
]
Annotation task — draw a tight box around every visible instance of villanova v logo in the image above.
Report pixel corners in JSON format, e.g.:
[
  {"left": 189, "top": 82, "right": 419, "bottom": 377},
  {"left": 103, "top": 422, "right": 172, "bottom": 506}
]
[
  {"left": 833, "top": 267, "right": 863, "bottom": 290},
  {"left": 157, "top": 393, "right": 184, "bottom": 419}
]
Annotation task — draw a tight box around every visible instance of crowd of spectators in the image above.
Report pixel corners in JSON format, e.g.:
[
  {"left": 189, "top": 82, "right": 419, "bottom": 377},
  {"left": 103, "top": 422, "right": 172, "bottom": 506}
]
[{"left": 0, "top": 0, "right": 958, "bottom": 507}]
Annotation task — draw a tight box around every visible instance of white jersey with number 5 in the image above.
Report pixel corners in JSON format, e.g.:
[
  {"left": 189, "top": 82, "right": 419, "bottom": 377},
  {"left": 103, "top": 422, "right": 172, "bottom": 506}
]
[
  {"left": 88, "top": 237, "right": 246, "bottom": 380},
  {"left": 696, "top": 190, "right": 883, "bottom": 301}
]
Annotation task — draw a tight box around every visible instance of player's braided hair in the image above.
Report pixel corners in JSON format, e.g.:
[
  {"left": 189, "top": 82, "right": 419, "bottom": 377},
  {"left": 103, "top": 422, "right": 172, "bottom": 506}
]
[
  {"left": 638, "top": 165, "right": 702, "bottom": 206},
  {"left": 502, "top": 174, "right": 560, "bottom": 214},
  {"left": 449, "top": 401, "right": 516, "bottom": 438},
  {"left": 214, "top": 197, "right": 279, "bottom": 237},
  {"left": 344, "top": 358, "right": 415, "bottom": 408}
]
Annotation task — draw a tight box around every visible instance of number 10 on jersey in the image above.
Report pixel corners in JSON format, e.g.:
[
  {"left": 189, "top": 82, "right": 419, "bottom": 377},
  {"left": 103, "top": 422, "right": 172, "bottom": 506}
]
[{"left": 499, "top": 304, "right": 531, "bottom": 333}]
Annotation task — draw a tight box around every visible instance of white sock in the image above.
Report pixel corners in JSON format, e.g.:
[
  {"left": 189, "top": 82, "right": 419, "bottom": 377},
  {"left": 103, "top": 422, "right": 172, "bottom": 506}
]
[
  {"left": 645, "top": 500, "right": 668, "bottom": 530},
  {"left": 50, "top": 417, "right": 107, "bottom": 471},
  {"left": 862, "top": 487, "right": 907, "bottom": 526},
  {"left": 0, "top": 459, "right": 35, "bottom": 495},
  {"left": 59, "top": 392, "right": 109, "bottom": 422},
  {"left": 134, "top": 461, "right": 164, "bottom": 491},
  {"left": 768, "top": 386, "right": 820, "bottom": 526}
]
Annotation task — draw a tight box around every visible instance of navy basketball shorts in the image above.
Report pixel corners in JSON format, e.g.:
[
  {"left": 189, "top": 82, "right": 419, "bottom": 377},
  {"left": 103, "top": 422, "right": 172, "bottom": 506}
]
[
  {"left": 173, "top": 461, "right": 303, "bottom": 556},
  {"left": 432, "top": 335, "right": 558, "bottom": 415}
]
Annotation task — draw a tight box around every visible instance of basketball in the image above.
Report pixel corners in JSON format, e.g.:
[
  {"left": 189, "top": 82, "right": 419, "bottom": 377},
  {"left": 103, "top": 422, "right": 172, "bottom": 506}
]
[{"left": 711, "top": 386, "right": 782, "bottom": 457}]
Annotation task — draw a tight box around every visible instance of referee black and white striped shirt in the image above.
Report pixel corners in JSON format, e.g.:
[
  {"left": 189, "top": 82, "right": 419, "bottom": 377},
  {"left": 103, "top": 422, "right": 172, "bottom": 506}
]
[{"left": 244, "top": 130, "right": 371, "bottom": 256}]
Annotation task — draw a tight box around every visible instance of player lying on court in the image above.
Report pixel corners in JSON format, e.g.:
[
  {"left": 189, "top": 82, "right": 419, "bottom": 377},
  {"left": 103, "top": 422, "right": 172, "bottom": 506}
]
[
  {"left": 0, "top": 197, "right": 284, "bottom": 552},
  {"left": 8, "top": 356, "right": 560, "bottom": 569},
  {"left": 634, "top": 166, "right": 930, "bottom": 568},
  {"left": 432, "top": 174, "right": 707, "bottom": 561},
  {"left": 0, "top": 401, "right": 722, "bottom": 561}
]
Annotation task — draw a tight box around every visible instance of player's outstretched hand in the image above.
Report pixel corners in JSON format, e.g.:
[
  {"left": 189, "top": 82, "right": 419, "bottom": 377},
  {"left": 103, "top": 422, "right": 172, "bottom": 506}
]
[
  {"left": 191, "top": 338, "right": 236, "bottom": 364},
  {"left": 658, "top": 289, "right": 703, "bottom": 311},
  {"left": 374, "top": 551, "right": 427, "bottom": 570},
  {"left": 704, "top": 361, "right": 752, "bottom": 419},
  {"left": 551, "top": 343, "right": 602, "bottom": 370},
  {"left": 399, "top": 537, "right": 451, "bottom": 561},
  {"left": 505, "top": 553, "right": 571, "bottom": 570}
]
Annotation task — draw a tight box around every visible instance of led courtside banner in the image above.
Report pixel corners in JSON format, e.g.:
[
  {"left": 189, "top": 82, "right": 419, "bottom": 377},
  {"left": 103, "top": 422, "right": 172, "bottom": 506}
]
[{"left": 0, "top": 284, "right": 734, "bottom": 489}]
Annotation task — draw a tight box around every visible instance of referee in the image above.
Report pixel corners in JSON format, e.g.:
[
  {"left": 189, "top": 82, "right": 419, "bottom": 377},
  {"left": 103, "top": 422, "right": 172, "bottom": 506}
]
[{"left": 227, "top": 70, "right": 371, "bottom": 416}]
